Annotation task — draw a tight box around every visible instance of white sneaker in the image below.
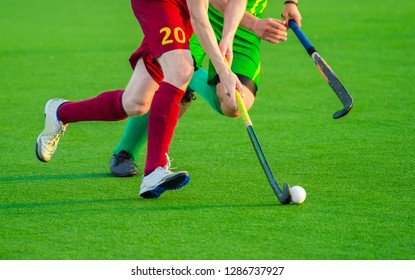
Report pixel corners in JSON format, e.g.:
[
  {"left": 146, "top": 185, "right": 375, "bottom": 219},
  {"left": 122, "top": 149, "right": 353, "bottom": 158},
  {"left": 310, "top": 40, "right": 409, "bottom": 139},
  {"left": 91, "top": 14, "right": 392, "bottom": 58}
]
[
  {"left": 139, "top": 163, "right": 190, "bottom": 198},
  {"left": 35, "top": 98, "right": 68, "bottom": 162}
]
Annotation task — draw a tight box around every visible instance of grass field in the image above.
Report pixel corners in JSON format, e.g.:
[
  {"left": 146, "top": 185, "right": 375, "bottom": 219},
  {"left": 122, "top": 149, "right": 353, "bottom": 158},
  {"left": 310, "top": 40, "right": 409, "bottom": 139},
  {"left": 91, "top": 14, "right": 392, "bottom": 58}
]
[{"left": 1, "top": 0, "right": 414, "bottom": 260}]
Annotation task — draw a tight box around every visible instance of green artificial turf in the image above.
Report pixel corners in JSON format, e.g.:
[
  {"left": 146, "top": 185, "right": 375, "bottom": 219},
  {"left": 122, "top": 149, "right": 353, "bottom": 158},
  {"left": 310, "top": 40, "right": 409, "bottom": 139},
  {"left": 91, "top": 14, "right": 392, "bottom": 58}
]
[{"left": 0, "top": 0, "right": 414, "bottom": 260}]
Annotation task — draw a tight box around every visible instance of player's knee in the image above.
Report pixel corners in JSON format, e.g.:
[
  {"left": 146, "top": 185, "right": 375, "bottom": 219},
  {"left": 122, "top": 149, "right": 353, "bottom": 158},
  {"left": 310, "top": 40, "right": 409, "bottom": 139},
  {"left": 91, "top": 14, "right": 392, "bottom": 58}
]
[
  {"left": 175, "top": 65, "right": 194, "bottom": 86},
  {"left": 123, "top": 101, "right": 149, "bottom": 117},
  {"left": 219, "top": 89, "right": 255, "bottom": 118},
  {"left": 221, "top": 106, "right": 240, "bottom": 118},
  {"left": 165, "top": 63, "right": 194, "bottom": 88}
]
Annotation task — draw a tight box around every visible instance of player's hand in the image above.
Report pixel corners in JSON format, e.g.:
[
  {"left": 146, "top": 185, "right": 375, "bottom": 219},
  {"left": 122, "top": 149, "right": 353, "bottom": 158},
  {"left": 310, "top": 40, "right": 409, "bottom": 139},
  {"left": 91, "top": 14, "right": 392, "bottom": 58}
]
[
  {"left": 219, "top": 36, "right": 234, "bottom": 67},
  {"left": 281, "top": 3, "right": 302, "bottom": 28},
  {"left": 252, "top": 18, "right": 287, "bottom": 44},
  {"left": 217, "top": 67, "right": 244, "bottom": 112}
]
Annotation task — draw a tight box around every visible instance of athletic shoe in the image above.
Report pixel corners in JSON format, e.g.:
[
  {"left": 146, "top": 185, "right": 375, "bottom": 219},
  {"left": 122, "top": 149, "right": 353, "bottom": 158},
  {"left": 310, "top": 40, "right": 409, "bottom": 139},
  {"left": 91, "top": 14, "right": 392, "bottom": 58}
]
[
  {"left": 110, "top": 150, "right": 138, "bottom": 177},
  {"left": 35, "top": 98, "right": 68, "bottom": 162},
  {"left": 108, "top": 89, "right": 194, "bottom": 176},
  {"left": 179, "top": 88, "right": 195, "bottom": 118},
  {"left": 139, "top": 162, "right": 190, "bottom": 199}
]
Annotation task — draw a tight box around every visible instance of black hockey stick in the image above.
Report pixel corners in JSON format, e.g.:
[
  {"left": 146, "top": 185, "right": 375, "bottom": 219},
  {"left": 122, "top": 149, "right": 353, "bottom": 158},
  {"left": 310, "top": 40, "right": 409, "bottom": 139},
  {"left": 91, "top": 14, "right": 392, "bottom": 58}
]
[
  {"left": 235, "top": 89, "right": 291, "bottom": 204},
  {"left": 289, "top": 20, "right": 353, "bottom": 119}
]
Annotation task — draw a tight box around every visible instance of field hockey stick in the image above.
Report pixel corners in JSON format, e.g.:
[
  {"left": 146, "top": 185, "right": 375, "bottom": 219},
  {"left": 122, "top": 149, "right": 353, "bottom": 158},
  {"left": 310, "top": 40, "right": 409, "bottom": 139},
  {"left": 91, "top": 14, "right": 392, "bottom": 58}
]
[
  {"left": 231, "top": 72, "right": 291, "bottom": 204},
  {"left": 289, "top": 20, "right": 353, "bottom": 119}
]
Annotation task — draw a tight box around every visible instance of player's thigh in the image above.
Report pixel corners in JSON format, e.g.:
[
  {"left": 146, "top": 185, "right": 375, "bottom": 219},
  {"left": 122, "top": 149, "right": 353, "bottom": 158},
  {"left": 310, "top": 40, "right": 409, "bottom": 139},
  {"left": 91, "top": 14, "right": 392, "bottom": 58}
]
[
  {"left": 132, "top": 0, "right": 193, "bottom": 90},
  {"left": 158, "top": 49, "right": 194, "bottom": 90},
  {"left": 122, "top": 59, "right": 159, "bottom": 116}
]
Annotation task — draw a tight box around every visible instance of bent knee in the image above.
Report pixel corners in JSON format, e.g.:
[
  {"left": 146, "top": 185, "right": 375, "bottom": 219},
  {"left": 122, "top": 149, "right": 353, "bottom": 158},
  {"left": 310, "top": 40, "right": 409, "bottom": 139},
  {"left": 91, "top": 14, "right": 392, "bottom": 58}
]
[
  {"left": 221, "top": 97, "right": 255, "bottom": 118},
  {"left": 222, "top": 106, "right": 241, "bottom": 118},
  {"left": 123, "top": 102, "right": 149, "bottom": 116},
  {"left": 162, "top": 61, "right": 194, "bottom": 88},
  {"left": 167, "top": 64, "right": 194, "bottom": 87}
]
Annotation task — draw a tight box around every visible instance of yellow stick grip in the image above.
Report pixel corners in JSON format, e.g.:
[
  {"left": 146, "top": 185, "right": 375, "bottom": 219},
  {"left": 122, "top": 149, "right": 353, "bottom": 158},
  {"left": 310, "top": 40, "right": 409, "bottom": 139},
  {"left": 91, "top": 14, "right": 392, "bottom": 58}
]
[
  {"left": 224, "top": 59, "right": 252, "bottom": 127},
  {"left": 235, "top": 89, "right": 252, "bottom": 126}
]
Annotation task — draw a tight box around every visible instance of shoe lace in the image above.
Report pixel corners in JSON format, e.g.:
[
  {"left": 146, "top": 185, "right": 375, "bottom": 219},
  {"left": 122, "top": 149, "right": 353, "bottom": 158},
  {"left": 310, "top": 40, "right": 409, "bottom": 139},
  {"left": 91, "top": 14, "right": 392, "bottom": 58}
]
[
  {"left": 48, "top": 130, "right": 64, "bottom": 148},
  {"left": 116, "top": 151, "right": 140, "bottom": 172},
  {"left": 163, "top": 153, "right": 176, "bottom": 171},
  {"left": 116, "top": 150, "right": 135, "bottom": 163},
  {"left": 116, "top": 151, "right": 130, "bottom": 160}
]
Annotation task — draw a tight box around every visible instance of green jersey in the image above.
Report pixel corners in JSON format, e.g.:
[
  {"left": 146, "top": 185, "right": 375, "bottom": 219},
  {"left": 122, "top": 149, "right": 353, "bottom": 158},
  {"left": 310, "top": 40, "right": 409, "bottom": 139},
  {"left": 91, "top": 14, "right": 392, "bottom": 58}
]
[
  {"left": 246, "top": 0, "right": 268, "bottom": 18},
  {"left": 190, "top": 0, "right": 268, "bottom": 90}
]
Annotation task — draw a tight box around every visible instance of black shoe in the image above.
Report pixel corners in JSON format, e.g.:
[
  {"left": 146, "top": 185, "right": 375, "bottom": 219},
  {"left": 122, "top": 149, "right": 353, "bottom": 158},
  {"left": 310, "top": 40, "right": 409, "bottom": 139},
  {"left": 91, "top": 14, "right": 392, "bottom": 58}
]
[
  {"left": 110, "top": 150, "right": 138, "bottom": 177},
  {"left": 179, "top": 88, "right": 196, "bottom": 118}
]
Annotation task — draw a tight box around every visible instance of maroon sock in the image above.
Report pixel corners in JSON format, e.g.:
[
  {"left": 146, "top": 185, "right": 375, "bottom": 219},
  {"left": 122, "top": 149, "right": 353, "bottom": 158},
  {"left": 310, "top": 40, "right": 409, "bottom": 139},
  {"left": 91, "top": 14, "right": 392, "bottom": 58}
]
[
  {"left": 57, "top": 90, "right": 127, "bottom": 124},
  {"left": 144, "top": 82, "right": 184, "bottom": 175}
]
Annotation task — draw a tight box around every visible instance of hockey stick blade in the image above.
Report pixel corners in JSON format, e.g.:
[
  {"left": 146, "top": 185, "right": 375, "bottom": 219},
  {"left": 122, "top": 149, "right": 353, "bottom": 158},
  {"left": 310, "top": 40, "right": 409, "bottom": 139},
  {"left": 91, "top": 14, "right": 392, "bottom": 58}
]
[
  {"left": 246, "top": 126, "right": 291, "bottom": 204},
  {"left": 313, "top": 53, "right": 353, "bottom": 118},
  {"left": 289, "top": 20, "right": 353, "bottom": 119}
]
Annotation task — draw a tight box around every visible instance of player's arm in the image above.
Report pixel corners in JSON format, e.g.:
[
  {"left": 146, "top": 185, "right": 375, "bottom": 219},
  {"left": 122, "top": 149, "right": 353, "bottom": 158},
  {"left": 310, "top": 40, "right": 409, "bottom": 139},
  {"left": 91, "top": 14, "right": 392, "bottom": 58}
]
[
  {"left": 218, "top": 0, "right": 246, "bottom": 66},
  {"left": 210, "top": 0, "right": 288, "bottom": 44},
  {"left": 187, "top": 0, "right": 246, "bottom": 106}
]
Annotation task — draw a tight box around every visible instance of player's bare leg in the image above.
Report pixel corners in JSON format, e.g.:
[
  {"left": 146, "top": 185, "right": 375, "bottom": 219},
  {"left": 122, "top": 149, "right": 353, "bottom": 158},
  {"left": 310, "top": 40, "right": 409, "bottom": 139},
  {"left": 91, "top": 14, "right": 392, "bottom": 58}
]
[
  {"left": 216, "top": 83, "right": 255, "bottom": 117},
  {"left": 122, "top": 58, "right": 159, "bottom": 116}
]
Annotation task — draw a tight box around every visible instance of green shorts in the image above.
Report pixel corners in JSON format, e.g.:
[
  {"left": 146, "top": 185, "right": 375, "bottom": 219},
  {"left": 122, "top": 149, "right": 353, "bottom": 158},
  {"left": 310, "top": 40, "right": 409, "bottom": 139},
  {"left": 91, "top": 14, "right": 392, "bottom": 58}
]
[{"left": 190, "top": 6, "right": 261, "bottom": 92}]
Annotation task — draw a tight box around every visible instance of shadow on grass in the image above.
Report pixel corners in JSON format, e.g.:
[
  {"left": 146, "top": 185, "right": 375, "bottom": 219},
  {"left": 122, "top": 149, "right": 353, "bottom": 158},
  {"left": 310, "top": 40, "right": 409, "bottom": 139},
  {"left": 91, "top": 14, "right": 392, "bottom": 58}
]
[
  {"left": 0, "top": 172, "right": 286, "bottom": 214},
  {"left": 0, "top": 197, "right": 283, "bottom": 214},
  {"left": 0, "top": 172, "right": 113, "bottom": 182}
]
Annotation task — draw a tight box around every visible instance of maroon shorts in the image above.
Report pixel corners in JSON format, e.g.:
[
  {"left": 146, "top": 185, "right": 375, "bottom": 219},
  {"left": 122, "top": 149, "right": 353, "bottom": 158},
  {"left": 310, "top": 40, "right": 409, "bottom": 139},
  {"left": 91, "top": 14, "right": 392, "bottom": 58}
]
[{"left": 129, "top": 0, "right": 193, "bottom": 83}]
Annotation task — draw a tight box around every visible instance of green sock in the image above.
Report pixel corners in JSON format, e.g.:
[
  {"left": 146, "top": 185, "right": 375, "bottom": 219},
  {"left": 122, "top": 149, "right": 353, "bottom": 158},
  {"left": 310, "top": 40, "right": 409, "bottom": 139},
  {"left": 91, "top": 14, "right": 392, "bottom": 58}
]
[
  {"left": 113, "top": 68, "right": 221, "bottom": 160},
  {"left": 189, "top": 67, "right": 223, "bottom": 115},
  {"left": 113, "top": 112, "right": 149, "bottom": 160}
]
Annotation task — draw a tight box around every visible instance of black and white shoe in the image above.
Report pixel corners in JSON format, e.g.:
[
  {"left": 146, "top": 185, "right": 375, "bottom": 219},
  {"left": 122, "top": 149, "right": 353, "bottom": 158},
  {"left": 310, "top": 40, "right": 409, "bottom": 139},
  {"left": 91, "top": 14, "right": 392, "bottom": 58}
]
[{"left": 109, "top": 150, "right": 138, "bottom": 177}]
